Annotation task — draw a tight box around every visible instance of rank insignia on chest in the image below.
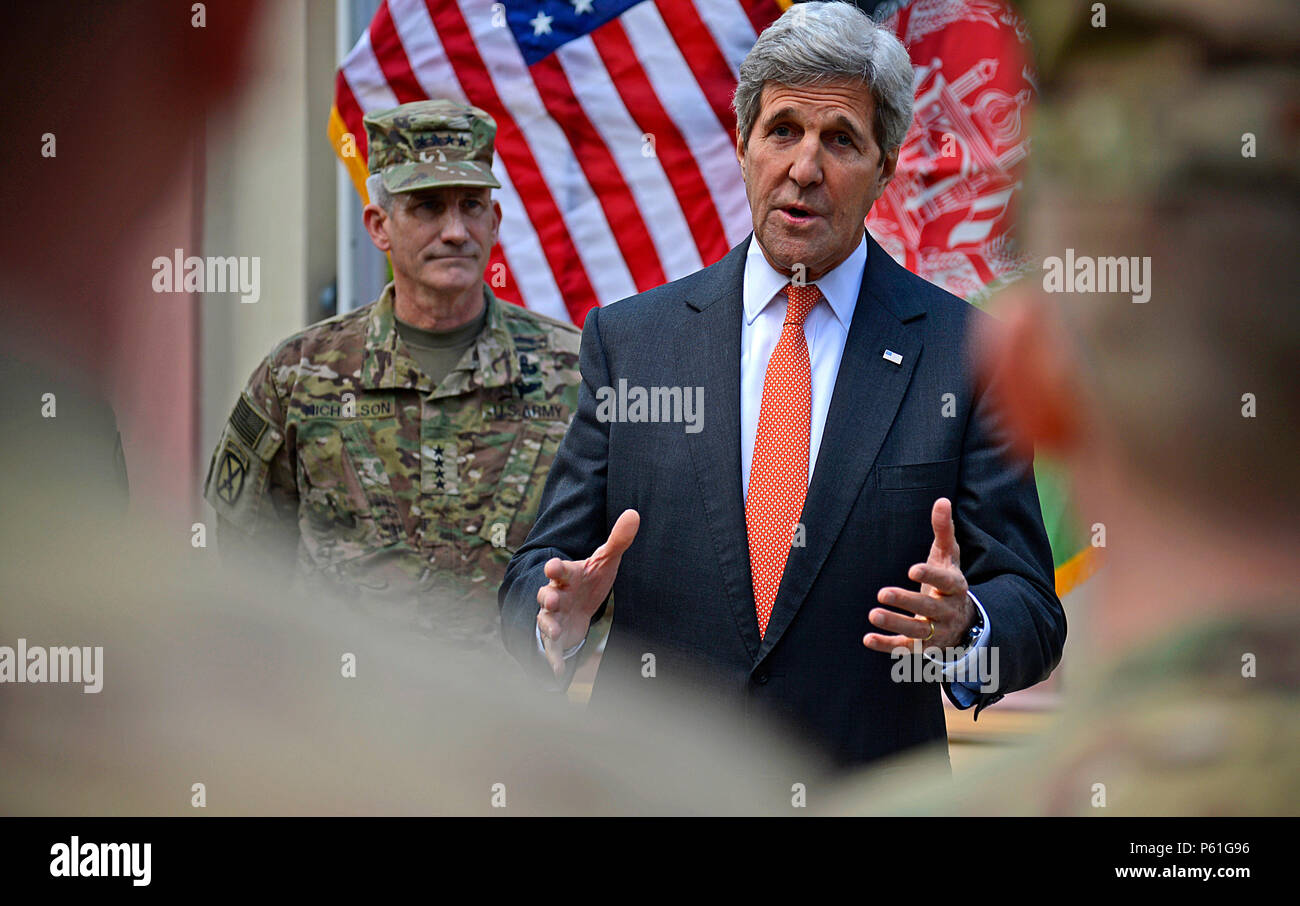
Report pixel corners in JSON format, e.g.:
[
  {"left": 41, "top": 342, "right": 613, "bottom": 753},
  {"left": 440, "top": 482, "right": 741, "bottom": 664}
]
[
  {"left": 421, "top": 440, "right": 460, "bottom": 495},
  {"left": 514, "top": 353, "right": 542, "bottom": 396}
]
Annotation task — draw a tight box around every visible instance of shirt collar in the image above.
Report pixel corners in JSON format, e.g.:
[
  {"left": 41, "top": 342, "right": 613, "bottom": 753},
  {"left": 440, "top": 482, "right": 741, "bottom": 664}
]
[
  {"left": 742, "top": 232, "right": 868, "bottom": 329},
  {"left": 360, "top": 281, "right": 520, "bottom": 396}
]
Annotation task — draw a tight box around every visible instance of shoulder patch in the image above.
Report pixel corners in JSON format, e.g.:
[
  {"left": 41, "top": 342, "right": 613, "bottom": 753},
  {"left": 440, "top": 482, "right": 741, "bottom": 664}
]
[
  {"left": 230, "top": 395, "right": 269, "bottom": 449},
  {"left": 213, "top": 443, "right": 250, "bottom": 505}
]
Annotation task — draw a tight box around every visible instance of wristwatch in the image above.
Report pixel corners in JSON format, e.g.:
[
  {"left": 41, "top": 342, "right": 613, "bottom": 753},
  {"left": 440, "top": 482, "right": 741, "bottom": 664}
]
[{"left": 965, "top": 593, "right": 985, "bottom": 647}]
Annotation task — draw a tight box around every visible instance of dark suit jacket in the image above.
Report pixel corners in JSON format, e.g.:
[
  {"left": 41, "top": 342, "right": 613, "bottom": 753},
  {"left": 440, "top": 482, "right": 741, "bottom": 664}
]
[{"left": 500, "top": 233, "right": 1065, "bottom": 767}]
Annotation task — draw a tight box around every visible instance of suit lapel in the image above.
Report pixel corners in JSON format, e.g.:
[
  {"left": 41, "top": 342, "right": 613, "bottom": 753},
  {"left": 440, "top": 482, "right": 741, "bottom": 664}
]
[
  {"left": 757, "top": 232, "right": 927, "bottom": 661},
  {"left": 680, "top": 239, "right": 762, "bottom": 660}
]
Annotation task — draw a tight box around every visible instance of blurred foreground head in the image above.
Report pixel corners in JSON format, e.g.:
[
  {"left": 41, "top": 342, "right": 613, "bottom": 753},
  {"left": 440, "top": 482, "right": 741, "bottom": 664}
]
[
  {"left": 829, "top": 0, "right": 1300, "bottom": 816},
  {"left": 0, "top": 0, "right": 262, "bottom": 377},
  {"left": 995, "top": 0, "right": 1299, "bottom": 546},
  {"left": 0, "top": 508, "right": 819, "bottom": 815}
]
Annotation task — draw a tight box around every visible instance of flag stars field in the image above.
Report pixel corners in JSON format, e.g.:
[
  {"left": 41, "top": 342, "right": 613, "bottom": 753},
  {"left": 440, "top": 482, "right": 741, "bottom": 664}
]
[{"left": 531, "top": 11, "right": 554, "bottom": 36}]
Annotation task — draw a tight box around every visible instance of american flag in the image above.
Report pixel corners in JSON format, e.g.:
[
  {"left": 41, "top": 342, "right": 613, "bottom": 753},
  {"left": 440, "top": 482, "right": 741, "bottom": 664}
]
[
  {"left": 329, "top": 0, "right": 1035, "bottom": 319},
  {"left": 331, "top": 0, "right": 785, "bottom": 326}
]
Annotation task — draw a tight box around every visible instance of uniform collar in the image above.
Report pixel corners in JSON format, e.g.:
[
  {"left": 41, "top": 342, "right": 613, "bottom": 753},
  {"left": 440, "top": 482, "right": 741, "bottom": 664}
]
[{"left": 359, "top": 281, "right": 521, "bottom": 396}]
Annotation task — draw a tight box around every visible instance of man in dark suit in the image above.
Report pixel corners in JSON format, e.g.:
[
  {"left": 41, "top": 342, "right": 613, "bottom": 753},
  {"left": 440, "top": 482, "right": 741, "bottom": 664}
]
[{"left": 499, "top": 1, "right": 1065, "bottom": 767}]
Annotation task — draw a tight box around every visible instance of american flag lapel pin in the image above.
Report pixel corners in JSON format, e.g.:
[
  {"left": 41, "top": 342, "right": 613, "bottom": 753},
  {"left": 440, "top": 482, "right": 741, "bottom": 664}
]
[{"left": 883, "top": 349, "right": 903, "bottom": 365}]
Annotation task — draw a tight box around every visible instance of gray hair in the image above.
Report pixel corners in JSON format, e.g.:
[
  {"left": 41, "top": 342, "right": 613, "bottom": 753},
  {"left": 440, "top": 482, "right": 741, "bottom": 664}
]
[
  {"left": 366, "top": 173, "right": 394, "bottom": 212},
  {"left": 733, "top": 1, "right": 914, "bottom": 155}
]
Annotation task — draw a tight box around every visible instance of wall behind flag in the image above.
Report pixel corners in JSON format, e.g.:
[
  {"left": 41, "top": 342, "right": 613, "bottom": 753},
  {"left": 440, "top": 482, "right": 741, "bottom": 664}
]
[{"left": 200, "top": 0, "right": 339, "bottom": 521}]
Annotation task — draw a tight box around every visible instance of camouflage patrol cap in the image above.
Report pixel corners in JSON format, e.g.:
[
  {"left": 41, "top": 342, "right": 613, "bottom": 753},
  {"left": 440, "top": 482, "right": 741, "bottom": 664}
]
[{"left": 363, "top": 99, "right": 502, "bottom": 193}]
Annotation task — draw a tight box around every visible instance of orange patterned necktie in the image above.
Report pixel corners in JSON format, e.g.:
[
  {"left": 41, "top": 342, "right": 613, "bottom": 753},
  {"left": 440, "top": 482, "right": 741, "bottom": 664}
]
[{"left": 746, "top": 282, "right": 820, "bottom": 638}]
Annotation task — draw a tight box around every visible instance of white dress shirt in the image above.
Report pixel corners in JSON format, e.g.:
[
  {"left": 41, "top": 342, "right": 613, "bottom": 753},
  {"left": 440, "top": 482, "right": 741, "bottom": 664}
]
[{"left": 740, "top": 233, "right": 868, "bottom": 498}]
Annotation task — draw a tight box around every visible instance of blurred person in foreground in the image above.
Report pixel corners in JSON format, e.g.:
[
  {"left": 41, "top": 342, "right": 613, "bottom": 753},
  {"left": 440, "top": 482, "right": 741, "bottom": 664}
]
[
  {"left": 830, "top": 0, "right": 1300, "bottom": 814},
  {"left": 0, "top": 3, "right": 260, "bottom": 525},
  {"left": 203, "top": 101, "right": 583, "bottom": 661},
  {"left": 0, "top": 511, "right": 818, "bottom": 815},
  {"left": 0, "top": 0, "right": 816, "bottom": 817}
]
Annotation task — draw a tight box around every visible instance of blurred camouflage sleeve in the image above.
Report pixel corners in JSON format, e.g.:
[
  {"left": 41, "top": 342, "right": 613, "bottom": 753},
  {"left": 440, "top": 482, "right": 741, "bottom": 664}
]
[{"left": 203, "top": 356, "right": 300, "bottom": 571}]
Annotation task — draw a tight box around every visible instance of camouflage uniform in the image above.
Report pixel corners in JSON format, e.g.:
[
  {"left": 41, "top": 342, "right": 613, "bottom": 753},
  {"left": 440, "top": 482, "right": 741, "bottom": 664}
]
[
  {"left": 833, "top": 608, "right": 1300, "bottom": 815},
  {"left": 204, "top": 281, "right": 579, "bottom": 649},
  {"left": 203, "top": 100, "right": 582, "bottom": 653}
]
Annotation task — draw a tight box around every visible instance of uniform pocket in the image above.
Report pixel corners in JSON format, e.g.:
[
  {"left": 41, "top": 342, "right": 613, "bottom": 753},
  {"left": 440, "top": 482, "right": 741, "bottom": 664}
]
[
  {"left": 475, "top": 419, "right": 568, "bottom": 557},
  {"left": 296, "top": 420, "right": 403, "bottom": 565}
]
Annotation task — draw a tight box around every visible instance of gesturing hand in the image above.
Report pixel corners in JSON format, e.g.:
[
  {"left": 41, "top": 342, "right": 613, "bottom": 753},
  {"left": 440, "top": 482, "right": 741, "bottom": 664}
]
[
  {"left": 536, "top": 508, "right": 640, "bottom": 678},
  {"left": 864, "top": 497, "right": 975, "bottom": 654}
]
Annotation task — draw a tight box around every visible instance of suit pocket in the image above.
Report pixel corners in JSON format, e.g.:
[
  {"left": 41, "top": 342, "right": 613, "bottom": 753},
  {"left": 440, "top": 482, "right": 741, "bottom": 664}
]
[{"left": 876, "top": 457, "right": 960, "bottom": 491}]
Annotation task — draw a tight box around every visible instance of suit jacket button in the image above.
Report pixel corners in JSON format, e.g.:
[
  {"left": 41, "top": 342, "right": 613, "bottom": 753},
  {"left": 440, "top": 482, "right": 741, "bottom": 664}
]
[{"left": 754, "top": 672, "right": 769, "bottom": 685}]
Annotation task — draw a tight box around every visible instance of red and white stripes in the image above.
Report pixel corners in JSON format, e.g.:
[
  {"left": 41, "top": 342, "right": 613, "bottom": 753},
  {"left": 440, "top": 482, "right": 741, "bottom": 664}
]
[{"left": 334, "top": 0, "right": 778, "bottom": 325}]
